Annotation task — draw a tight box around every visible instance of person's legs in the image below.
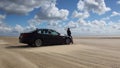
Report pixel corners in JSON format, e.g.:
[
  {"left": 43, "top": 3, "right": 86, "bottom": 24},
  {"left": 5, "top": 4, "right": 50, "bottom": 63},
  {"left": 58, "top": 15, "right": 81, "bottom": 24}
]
[{"left": 70, "top": 36, "right": 73, "bottom": 44}]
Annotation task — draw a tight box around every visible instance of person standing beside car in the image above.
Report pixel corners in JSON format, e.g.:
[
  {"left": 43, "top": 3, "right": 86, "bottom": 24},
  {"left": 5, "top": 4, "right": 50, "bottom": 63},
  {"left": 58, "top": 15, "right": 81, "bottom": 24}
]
[{"left": 67, "top": 28, "right": 73, "bottom": 44}]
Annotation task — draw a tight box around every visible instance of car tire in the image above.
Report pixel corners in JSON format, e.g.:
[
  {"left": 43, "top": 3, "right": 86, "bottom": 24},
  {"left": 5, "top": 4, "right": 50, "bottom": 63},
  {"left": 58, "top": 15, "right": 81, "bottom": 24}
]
[
  {"left": 65, "top": 38, "right": 71, "bottom": 44},
  {"left": 34, "top": 39, "right": 42, "bottom": 47}
]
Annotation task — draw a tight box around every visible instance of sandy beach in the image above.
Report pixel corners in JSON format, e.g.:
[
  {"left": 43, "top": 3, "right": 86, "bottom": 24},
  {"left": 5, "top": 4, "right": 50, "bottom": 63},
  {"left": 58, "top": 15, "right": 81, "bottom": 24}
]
[{"left": 0, "top": 36, "right": 120, "bottom": 68}]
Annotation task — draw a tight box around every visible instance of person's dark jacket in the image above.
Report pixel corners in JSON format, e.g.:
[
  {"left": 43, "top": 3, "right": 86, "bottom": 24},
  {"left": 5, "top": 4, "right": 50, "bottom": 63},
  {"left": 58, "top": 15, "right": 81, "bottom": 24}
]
[{"left": 67, "top": 28, "right": 71, "bottom": 36}]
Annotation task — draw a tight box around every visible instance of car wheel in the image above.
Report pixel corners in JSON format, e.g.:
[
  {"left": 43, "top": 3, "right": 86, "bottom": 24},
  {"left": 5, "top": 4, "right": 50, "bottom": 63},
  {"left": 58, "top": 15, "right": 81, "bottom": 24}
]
[
  {"left": 65, "top": 38, "right": 71, "bottom": 44},
  {"left": 34, "top": 39, "right": 42, "bottom": 47}
]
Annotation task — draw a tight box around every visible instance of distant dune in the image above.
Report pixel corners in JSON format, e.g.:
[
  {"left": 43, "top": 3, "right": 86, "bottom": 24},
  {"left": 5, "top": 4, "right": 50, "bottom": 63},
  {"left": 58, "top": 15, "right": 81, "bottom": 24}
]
[{"left": 0, "top": 36, "right": 120, "bottom": 68}]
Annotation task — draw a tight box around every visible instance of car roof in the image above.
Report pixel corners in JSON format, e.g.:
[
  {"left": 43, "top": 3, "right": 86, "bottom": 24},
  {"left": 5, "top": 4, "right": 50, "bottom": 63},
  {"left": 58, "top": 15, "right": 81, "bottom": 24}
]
[{"left": 37, "top": 28, "right": 54, "bottom": 31}]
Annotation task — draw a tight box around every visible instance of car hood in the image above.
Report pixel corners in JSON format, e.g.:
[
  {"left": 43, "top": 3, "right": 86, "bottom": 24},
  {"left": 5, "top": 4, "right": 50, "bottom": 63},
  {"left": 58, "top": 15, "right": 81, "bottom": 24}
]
[
  {"left": 60, "top": 34, "right": 66, "bottom": 36},
  {"left": 60, "top": 34, "right": 69, "bottom": 37}
]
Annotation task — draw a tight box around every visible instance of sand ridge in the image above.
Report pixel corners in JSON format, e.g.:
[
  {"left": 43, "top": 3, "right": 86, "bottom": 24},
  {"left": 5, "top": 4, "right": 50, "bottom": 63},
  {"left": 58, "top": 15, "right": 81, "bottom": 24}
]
[
  {"left": 0, "top": 40, "right": 9, "bottom": 44},
  {"left": 1, "top": 37, "right": 120, "bottom": 68}
]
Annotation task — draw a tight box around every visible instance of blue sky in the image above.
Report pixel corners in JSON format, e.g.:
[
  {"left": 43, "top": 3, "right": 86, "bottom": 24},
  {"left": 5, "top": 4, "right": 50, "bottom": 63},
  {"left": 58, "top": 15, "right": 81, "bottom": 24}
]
[{"left": 0, "top": 0, "right": 120, "bottom": 36}]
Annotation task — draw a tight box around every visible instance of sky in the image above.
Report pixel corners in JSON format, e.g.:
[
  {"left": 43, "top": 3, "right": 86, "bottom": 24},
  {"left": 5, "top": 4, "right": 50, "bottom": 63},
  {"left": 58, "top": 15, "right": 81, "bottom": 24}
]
[{"left": 0, "top": 0, "right": 120, "bottom": 36}]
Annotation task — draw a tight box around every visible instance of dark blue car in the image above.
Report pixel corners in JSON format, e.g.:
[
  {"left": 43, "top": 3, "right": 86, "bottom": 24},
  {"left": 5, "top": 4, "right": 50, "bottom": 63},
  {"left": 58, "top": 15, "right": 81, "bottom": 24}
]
[{"left": 19, "top": 29, "right": 72, "bottom": 47}]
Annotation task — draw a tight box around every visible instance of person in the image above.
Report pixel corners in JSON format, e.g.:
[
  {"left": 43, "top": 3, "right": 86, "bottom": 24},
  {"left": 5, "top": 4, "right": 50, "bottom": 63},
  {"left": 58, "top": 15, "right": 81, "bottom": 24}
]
[
  {"left": 67, "top": 28, "right": 73, "bottom": 44},
  {"left": 67, "top": 28, "right": 71, "bottom": 36}
]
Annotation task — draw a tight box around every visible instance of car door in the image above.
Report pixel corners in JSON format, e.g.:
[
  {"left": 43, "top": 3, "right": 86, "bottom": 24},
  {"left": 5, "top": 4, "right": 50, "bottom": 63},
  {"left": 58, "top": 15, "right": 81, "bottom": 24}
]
[
  {"left": 48, "top": 30, "right": 63, "bottom": 44},
  {"left": 42, "top": 29, "right": 53, "bottom": 44},
  {"left": 37, "top": 29, "right": 51, "bottom": 44},
  {"left": 37, "top": 29, "right": 44, "bottom": 41}
]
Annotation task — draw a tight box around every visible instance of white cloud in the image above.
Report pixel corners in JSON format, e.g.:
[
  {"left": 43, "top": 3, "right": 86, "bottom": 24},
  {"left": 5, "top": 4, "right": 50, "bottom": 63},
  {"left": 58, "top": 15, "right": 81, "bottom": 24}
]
[
  {"left": 77, "top": 19, "right": 88, "bottom": 26},
  {"left": 14, "top": 24, "right": 24, "bottom": 33},
  {"left": 102, "top": 11, "right": 120, "bottom": 21},
  {"left": 72, "top": 10, "right": 89, "bottom": 19},
  {"left": 0, "top": 0, "right": 56, "bottom": 14},
  {"left": 102, "top": 17, "right": 110, "bottom": 21},
  {"left": 0, "top": 25, "right": 12, "bottom": 32},
  {"left": 71, "top": 0, "right": 111, "bottom": 35},
  {"left": 66, "top": 18, "right": 120, "bottom": 36},
  {"left": 77, "top": 0, "right": 111, "bottom": 15},
  {"left": 0, "top": 0, "right": 69, "bottom": 35},
  {"left": 29, "top": 0, "right": 69, "bottom": 26},
  {"left": 89, "top": 20, "right": 106, "bottom": 28},
  {"left": 0, "top": 0, "right": 69, "bottom": 33},
  {"left": 0, "top": 15, "right": 6, "bottom": 20},
  {"left": 76, "top": 19, "right": 107, "bottom": 28},
  {"left": 1, "top": 0, "right": 120, "bottom": 36},
  {"left": 108, "top": 21, "right": 120, "bottom": 29},
  {"left": 117, "top": 0, "right": 120, "bottom": 4},
  {"left": 0, "top": 14, "right": 25, "bottom": 34},
  {"left": 0, "top": 14, "right": 12, "bottom": 32},
  {"left": 71, "top": 0, "right": 111, "bottom": 31},
  {"left": 28, "top": 18, "right": 41, "bottom": 28},
  {"left": 66, "top": 21, "right": 78, "bottom": 28},
  {"left": 35, "top": 2, "right": 69, "bottom": 21},
  {"left": 111, "top": 11, "right": 120, "bottom": 17},
  {"left": 0, "top": 22, "right": 36, "bottom": 35},
  {"left": 0, "top": 23, "right": 12, "bottom": 33}
]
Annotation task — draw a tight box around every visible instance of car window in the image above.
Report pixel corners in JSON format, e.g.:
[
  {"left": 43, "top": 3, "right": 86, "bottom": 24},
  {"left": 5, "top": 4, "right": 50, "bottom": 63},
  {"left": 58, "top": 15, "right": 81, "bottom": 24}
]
[
  {"left": 43, "top": 30, "right": 49, "bottom": 34},
  {"left": 38, "top": 30, "right": 48, "bottom": 34},
  {"left": 38, "top": 29, "right": 59, "bottom": 35},
  {"left": 38, "top": 30, "right": 42, "bottom": 34},
  {"left": 49, "top": 30, "right": 59, "bottom": 36}
]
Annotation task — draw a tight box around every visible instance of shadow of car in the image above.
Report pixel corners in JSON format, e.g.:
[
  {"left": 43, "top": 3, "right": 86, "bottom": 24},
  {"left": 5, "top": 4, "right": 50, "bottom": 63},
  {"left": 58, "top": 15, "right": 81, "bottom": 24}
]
[{"left": 19, "top": 29, "right": 72, "bottom": 47}]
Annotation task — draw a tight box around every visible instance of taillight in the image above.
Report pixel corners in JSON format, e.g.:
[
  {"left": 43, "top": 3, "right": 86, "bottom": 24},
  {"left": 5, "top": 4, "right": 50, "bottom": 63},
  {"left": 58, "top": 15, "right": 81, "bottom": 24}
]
[
  {"left": 20, "top": 33, "right": 30, "bottom": 38},
  {"left": 22, "top": 34, "right": 29, "bottom": 37}
]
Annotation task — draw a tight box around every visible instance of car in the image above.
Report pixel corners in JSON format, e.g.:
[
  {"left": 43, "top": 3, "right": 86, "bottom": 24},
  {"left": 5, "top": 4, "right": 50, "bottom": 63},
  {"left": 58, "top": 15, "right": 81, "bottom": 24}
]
[{"left": 19, "top": 29, "right": 72, "bottom": 47}]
